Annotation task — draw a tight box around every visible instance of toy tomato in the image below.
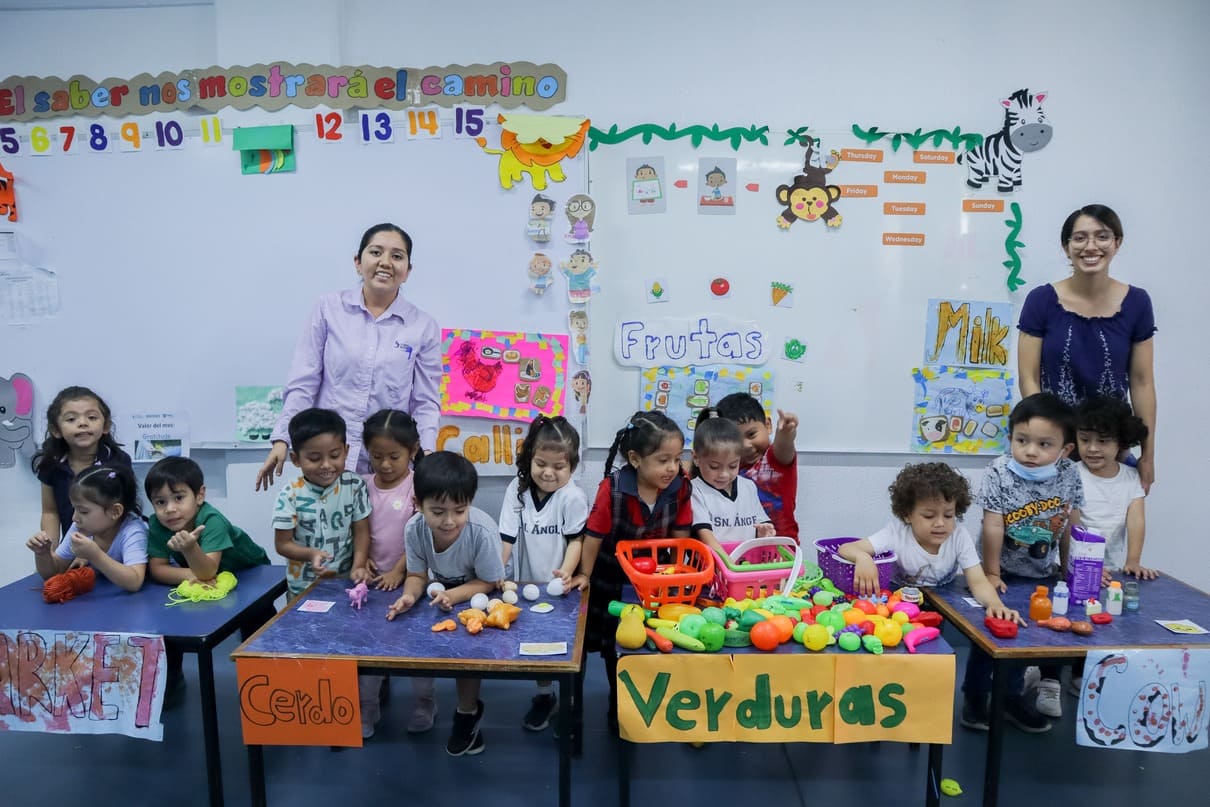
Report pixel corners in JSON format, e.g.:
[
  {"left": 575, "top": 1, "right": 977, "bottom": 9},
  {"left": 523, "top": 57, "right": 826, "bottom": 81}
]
[
  {"left": 749, "top": 620, "right": 781, "bottom": 651},
  {"left": 914, "top": 611, "right": 944, "bottom": 629},
  {"left": 631, "top": 557, "right": 657, "bottom": 575},
  {"left": 852, "top": 599, "right": 877, "bottom": 615}
]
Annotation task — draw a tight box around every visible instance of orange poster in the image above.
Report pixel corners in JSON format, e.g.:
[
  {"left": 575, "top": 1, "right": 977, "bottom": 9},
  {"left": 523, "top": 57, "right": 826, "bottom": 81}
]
[
  {"left": 913, "top": 150, "right": 956, "bottom": 164},
  {"left": 962, "top": 199, "right": 1006, "bottom": 213},
  {"left": 884, "top": 170, "right": 926, "bottom": 184},
  {"left": 237, "top": 657, "right": 361, "bottom": 747},
  {"left": 883, "top": 202, "right": 926, "bottom": 215},
  {"left": 883, "top": 233, "right": 926, "bottom": 246},
  {"left": 840, "top": 148, "right": 884, "bottom": 163},
  {"left": 839, "top": 185, "right": 879, "bottom": 198}
]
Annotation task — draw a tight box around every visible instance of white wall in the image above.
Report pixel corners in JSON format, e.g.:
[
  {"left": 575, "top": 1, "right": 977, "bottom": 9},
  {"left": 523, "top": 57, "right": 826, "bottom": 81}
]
[{"left": 2, "top": 0, "right": 1207, "bottom": 589}]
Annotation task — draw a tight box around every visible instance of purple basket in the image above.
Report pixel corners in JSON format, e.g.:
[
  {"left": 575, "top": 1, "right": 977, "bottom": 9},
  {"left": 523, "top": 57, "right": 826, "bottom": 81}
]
[{"left": 814, "top": 537, "right": 897, "bottom": 595}]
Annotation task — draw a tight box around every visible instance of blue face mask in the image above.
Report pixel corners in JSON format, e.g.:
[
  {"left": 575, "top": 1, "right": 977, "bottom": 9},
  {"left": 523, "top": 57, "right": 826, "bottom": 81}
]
[{"left": 1006, "top": 456, "right": 1059, "bottom": 482}]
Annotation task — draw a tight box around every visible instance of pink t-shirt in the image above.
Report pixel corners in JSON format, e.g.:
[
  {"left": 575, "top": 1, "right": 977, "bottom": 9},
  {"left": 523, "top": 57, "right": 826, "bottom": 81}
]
[{"left": 362, "top": 472, "right": 416, "bottom": 572}]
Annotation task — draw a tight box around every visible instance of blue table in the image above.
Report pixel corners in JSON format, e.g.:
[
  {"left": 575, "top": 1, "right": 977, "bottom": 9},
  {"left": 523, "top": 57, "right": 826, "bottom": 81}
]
[
  {"left": 926, "top": 573, "right": 1210, "bottom": 807},
  {"left": 233, "top": 578, "right": 587, "bottom": 807},
  {"left": 0, "top": 564, "right": 286, "bottom": 807}
]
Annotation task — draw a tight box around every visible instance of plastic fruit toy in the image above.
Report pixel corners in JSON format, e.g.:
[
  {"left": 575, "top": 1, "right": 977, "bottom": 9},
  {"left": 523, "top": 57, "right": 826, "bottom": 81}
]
[
  {"left": 874, "top": 620, "right": 903, "bottom": 648},
  {"left": 803, "top": 624, "right": 830, "bottom": 651},
  {"left": 1090, "top": 612, "right": 1113, "bottom": 625},
  {"left": 1070, "top": 620, "right": 1094, "bottom": 636},
  {"left": 984, "top": 616, "right": 1018, "bottom": 639},
  {"left": 698, "top": 622, "right": 726, "bottom": 652},
  {"left": 749, "top": 620, "right": 781, "bottom": 651},
  {"left": 838, "top": 632, "right": 861, "bottom": 652},
  {"left": 631, "top": 557, "right": 657, "bottom": 574}
]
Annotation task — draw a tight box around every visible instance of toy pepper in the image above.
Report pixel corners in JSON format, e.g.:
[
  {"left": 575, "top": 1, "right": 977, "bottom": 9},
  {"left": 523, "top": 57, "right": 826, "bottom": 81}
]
[{"left": 984, "top": 616, "right": 1018, "bottom": 639}]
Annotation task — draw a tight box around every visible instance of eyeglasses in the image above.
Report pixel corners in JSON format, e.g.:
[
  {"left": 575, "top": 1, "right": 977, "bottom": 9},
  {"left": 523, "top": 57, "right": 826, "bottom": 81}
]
[{"left": 1068, "top": 231, "right": 1116, "bottom": 247}]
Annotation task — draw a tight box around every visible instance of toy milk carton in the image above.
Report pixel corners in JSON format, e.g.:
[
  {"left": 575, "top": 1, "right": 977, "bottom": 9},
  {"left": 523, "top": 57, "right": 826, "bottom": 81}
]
[{"left": 1066, "top": 525, "right": 1105, "bottom": 606}]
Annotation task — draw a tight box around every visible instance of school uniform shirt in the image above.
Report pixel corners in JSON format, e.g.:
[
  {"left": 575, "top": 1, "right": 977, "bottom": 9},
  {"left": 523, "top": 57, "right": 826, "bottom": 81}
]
[
  {"left": 270, "top": 288, "right": 442, "bottom": 464},
  {"left": 977, "top": 455, "right": 1085, "bottom": 578},
  {"left": 55, "top": 514, "right": 148, "bottom": 566},
  {"left": 741, "top": 445, "right": 799, "bottom": 540},
  {"left": 404, "top": 506, "right": 505, "bottom": 588},
  {"left": 37, "top": 444, "right": 133, "bottom": 537},
  {"left": 867, "top": 519, "right": 980, "bottom": 588},
  {"left": 362, "top": 472, "right": 415, "bottom": 573},
  {"left": 690, "top": 476, "right": 770, "bottom": 544},
  {"left": 1077, "top": 461, "right": 1145, "bottom": 570},
  {"left": 147, "top": 502, "right": 269, "bottom": 572},
  {"left": 499, "top": 480, "right": 588, "bottom": 583},
  {"left": 272, "top": 471, "right": 371, "bottom": 597}
]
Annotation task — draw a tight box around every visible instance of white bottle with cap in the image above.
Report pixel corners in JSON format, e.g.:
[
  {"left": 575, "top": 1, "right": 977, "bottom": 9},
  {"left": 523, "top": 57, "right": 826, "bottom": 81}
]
[
  {"left": 1052, "top": 581, "right": 1070, "bottom": 616},
  {"left": 1106, "top": 581, "right": 1124, "bottom": 616}
]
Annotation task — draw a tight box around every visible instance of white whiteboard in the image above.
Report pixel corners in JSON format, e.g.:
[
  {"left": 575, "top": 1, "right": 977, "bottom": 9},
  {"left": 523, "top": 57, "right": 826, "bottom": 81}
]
[
  {"left": 2, "top": 114, "right": 586, "bottom": 444},
  {"left": 585, "top": 132, "right": 1032, "bottom": 451}
]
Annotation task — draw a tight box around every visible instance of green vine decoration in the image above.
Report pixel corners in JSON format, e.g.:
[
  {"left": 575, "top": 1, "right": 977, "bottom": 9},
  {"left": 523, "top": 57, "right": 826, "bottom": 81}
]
[
  {"left": 850, "top": 124, "right": 983, "bottom": 152},
  {"left": 587, "top": 123, "right": 771, "bottom": 151},
  {"left": 1002, "top": 201, "right": 1026, "bottom": 292},
  {"left": 783, "top": 127, "right": 813, "bottom": 146}
]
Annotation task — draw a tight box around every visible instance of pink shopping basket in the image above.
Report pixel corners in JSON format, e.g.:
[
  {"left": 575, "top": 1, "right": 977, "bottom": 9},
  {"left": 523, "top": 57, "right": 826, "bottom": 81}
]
[
  {"left": 711, "top": 536, "right": 810, "bottom": 600},
  {"left": 813, "top": 536, "right": 897, "bottom": 595}
]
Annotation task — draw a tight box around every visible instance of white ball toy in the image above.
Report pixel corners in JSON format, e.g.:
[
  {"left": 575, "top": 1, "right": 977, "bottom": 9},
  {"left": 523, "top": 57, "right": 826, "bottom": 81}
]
[
  {"left": 522, "top": 583, "right": 541, "bottom": 601},
  {"left": 546, "top": 578, "right": 565, "bottom": 597},
  {"left": 470, "top": 592, "right": 490, "bottom": 611},
  {"left": 427, "top": 582, "right": 446, "bottom": 598},
  {"left": 502, "top": 580, "right": 518, "bottom": 592},
  {"left": 502, "top": 590, "right": 519, "bottom": 605}
]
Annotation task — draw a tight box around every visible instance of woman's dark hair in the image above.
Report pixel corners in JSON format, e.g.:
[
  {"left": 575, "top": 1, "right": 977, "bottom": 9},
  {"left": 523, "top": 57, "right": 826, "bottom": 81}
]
[
  {"left": 356, "top": 223, "right": 413, "bottom": 261},
  {"left": 363, "top": 409, "right": 425, "bottom": 462},
  {"left": 31, "top": 386, "right": 124, "bottom": 476},
  {"left": 1074, "top": 396, "right": 1148, "bottom": 449},
  {"left": 1060, "top": 204, "right": 1123, "bottom": 246},
  {"left": 515, "top": 415, "right": 580, "bottom": 502},
  {"left": 689, "top": 410, "right": 743, "bottom": 478},
  {"left": 72, "top": 463, "right": 145, "bottom": 522},
  {"left": 413, "top": 451, "right": 478, "bottom": 506},
  {"left": 603, "top": 410, "right": 684, "bottom": 479},
  {"left": 889, "top": 462, "right": 972, "bottom": 520}
]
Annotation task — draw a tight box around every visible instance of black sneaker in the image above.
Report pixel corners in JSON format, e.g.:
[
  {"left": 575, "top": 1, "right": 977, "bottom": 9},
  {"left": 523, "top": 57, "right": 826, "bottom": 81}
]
[
  {"left": 523, "top": 693, "right": 558, "bottom": 731},
  {"left": 447, "top": 700, "right": 485, "bottom": 756},
  {"left": 960, "top": 693, "right": 990, "bottom": 731},
  {"left": 1005, "top": 695, "right": 1052, "bottom": 733}
]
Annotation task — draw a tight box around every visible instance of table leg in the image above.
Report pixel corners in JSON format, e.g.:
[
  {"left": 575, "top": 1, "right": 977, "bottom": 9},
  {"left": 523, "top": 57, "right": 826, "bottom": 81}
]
[
  {"left": 248, "top": 744, "right": 266, "bottom": 807},
  {"left": 926, "top": 743, "right": 943, "bottom": 807},
  {"left": 557, "top": 674, "right": 572, "bottom": 807},
  {"left": 573, "top": 669, "right": 584, "bottom": 757},
  {"left": 617, "top": 733, "right": 631, "bottom": 807},
  {"left": 198, "top": 648, "right": 224, "bottom": 807},
  {"left": 984, "top": 660, "right": 1008, "bottom": 807}
]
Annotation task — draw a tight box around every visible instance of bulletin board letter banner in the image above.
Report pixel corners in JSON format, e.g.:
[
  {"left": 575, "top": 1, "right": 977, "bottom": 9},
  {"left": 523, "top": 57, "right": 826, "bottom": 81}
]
[
  {"left": 236, "top": 657, "right": 361, "bottom": 747},
  {"left": 0, "top": 62, "right": 568, "bottom": 123},
  {"left": 832, "top": 654, "right": 954, "bottom": 744},
  {"left": 923, "top": 299, "right": 1012, "bottom": 369},
  {"left": 0, "top": 629, "right": 166, "bottom": 741},
  {"left": 440, "top": 329, "right": 568, "bottom": 421},
  {"left": 614, "top": 316, "right": 770, "bottom": 367}
]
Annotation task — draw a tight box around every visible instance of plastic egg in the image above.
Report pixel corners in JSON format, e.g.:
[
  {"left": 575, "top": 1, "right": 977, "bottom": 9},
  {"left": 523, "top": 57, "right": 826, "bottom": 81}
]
[
  {"left": 522, "top": 584, "right": 541, "bottom": 601},
  {"left": 427, "top": 582, "right": 446, "bottom": 598},
  {"left": 546, "top": 578, "right": 565, "bottom": 597},
  {"left": 501, "top": 580, "right": 518, "bottom": 592},
  {"left": 502, "top": 590, "right": 519, "bottom": 604},
  {"left": 470, "top": 593, "right": 490, "bottom": 611}
]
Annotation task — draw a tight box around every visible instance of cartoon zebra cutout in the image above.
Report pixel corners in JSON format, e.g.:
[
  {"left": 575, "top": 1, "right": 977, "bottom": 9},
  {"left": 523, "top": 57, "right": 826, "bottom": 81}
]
[{"left": 959, "top": 89, "right": 1052, "bottom": 192}]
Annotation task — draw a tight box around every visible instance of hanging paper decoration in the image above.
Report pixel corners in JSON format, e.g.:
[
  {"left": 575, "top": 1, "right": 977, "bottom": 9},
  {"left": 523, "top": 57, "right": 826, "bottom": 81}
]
[
  {"left": 1002, "top": 202, "right": 1026, "bottom": 292},
  {"left": 775, "top": 139, "right": 842, "bottom": 230},
  {"left": 526, "top": 193, "right": 556, "bottom": 242},
  {"left": 958, "top": 89, "right": 1051, "bottom": 192},
  {"left": 588, "top": 123, "right": 770, "bottom": 151},
  {"left": 627, "top": 157, "right": 666, "bottom": 215},
  {"left": 527, "top": 252, "right": 553, "bottom": 295},
  {"left": 564, "top": 194, "right": 595, "bottom": 243},
  {"left": 568, "top": 308, "right": 589, "bottom": 365},
  {"left": 910, "top": 366, "right": 1012, "bottom": 455},
  {"left": 476, "top": 114, "right": 589, "bottom": 190},
  {"left": 560, "top": 249, "right": 599, "bottom": 304},
  {"left": 232, "top": 125, "right": 295, "bottom": 175},
  {"left": 0, "top": 372, "right": 35, "bottom": 468},
  {"left": 698, "top": 157, "right": 736, "bottom": 215},
  {"left": 440, "top": 329, "right": 568, "bottom": 421},
  {"left": 0, "top": 161, "right": 16, "bottom": 222},
  {"left": 570, "top": 370, "right": 591, "bottom": 416}
]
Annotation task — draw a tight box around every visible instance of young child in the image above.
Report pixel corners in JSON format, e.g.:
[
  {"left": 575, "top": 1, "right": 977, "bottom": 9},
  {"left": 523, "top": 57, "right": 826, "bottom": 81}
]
[
  {"left": 578, "top": 411, "right": 693, "bottom": 730},
  {"left": 715, "top": 393, "right": 800, "bottom": 541},
  {"left": 689, "top": 411, "right": 774, "bottom": 558},
  {"left": 27, "top": 463, "right": 148, "bottom": 593},
  {"left": 499, "top": 415, "right": 587, "bottom": 732},
  {"left": 31, "top": 386, "right": 132, "bottom": 541},
  {"left": 144, "top": 456, "right": 270, "bottom": 704},
  {"left": 272, "top": 408, "right": 371, "bottom": 600},
  {"left": 963, "top": 392, "right": 1085, "bottom": 731},
  {"left": 839, "top": 463, "right": 1022, "bottom": 618},
  {"left": 359, "top": 409, "right": 435, "bottom": 739},
  {"left": 1074, "top": 396, "right": 1154, "bottom": 581},
  {"left": 386, "top": 451, "right": 505, "bottom": 757}
]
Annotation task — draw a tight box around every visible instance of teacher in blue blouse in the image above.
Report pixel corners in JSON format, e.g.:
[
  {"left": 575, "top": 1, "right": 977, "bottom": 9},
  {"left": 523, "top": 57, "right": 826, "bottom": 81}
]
[{"left": 1017, "top": 204, "right": 1157, "bottom": 491}]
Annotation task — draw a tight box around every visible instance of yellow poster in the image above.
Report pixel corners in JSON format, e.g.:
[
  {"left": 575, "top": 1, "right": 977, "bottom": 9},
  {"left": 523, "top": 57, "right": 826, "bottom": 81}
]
[{"left": 832, "top": 654, "right": 954, "bottom": 744}]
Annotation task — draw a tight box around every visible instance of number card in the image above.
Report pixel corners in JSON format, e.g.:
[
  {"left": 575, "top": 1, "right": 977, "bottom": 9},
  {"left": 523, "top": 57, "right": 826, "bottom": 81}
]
[
  {"left": 118, "top": 121, "right": 144, "bottom": 152},
  {"left": 358, "top": 111, "right": 394, "bottom": 144},
  {"left": 314, "top": 111, "right": 344, "bottom": 142},
  {"left": 406, "top": 107, "right": 442, "bottom": 141},
  {"left": 451, "top": 106, "right": 486, "bottom": 139},
  {"left": 87, "top": 123, "right": 111, "bottom": 153},
  {"left": 27, "top": 125, "right": 53, "bottom": 156},
  {"left": 198, "top": 116, "right": 223, "bottom": 146},
  {"left": 0, "top": 126, "right": 21, "bottom": 156},
  {"left": 153, "top": 119, "right": 185, "bottom": 150}
]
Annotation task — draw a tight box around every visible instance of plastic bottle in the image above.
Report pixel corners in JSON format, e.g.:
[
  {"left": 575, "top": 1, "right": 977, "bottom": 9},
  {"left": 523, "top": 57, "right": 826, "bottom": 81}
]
[
  {"left": 1106, "top": 581, "right": 1124, "bottom": 615},
  {"left": 1123, "top": 580, "right": 1140, "bottom": 612},
  {"left": 1029, "top": 585, "right": 1052, "bottom": 621},
  {"left": 1052, "top": 581, "right": 1070, "bottom": 615}
]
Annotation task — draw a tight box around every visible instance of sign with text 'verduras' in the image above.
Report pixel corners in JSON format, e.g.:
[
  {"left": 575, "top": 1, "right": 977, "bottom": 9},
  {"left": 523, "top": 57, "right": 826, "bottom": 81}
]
[
  {"left": 617, "top": 653, "right": 954, "bottom": 744},
  {"left": 237, "top": 657, "right": 361, "bottom": 747},
  {"left": 0, "top": 629, "right": 166, "bottom": 741}
]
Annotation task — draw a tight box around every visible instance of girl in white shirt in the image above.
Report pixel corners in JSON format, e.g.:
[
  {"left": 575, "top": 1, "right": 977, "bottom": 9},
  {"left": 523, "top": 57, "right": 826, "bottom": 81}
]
[{"left": 689, "top": 411, "right": 774, "bottom": 558}]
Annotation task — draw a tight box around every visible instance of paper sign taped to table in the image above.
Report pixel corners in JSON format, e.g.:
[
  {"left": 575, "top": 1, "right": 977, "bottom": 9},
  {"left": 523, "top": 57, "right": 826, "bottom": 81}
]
[
  {"left": 1076, "top": 649, "right": 1209, "bottom": 754},
  {"left": 617, "top": 652, "right": 953, "bottom": 744},
  {"left": 0, "top": 629, "right": 166, "bottom": 741},
  {"left": 236, "top": 657, "right": 361, "bottom": 747}
]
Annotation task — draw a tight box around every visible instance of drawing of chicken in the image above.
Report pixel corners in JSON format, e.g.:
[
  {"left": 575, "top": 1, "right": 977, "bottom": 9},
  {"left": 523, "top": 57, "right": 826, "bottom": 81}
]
[{"left": 455, "top": 341, "right": 504, "bottom": 401}]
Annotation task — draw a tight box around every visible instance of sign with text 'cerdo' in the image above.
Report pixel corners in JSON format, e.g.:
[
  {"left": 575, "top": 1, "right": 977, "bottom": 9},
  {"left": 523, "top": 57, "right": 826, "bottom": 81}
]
[
  {"left": 236, "top": 657, "right": 361, "bottom": 747},
  {"left": 617, "top": 653, "right": 954, "bottom": 744}
]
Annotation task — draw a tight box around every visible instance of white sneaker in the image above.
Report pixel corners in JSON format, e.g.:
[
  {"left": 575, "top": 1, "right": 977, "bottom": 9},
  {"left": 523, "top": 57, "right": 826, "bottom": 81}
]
[
  {"left": 1035, "top": 678, "right": 1062, "bottom": 717},
  {"left": 1023, "top": 665, "right": 1041, "bottom": 693}
]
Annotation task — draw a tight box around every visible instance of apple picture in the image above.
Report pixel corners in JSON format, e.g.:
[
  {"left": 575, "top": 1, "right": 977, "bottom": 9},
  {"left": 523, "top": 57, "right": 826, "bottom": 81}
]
[{"left": 710, "top": 277, "right": 731, "bottom": 297}]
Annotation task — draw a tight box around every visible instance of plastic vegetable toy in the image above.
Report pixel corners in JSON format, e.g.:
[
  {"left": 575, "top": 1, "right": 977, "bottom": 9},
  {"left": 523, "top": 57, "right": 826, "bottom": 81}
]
[{"left": 431, "top": 619, "right": 457, "bottom": 632}]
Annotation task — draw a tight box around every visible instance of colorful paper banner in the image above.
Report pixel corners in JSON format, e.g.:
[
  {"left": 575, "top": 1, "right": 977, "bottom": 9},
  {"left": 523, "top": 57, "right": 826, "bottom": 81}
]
[
  {"left": 236, "top": 657, "right": 361, "bottom": 747},
  {"left": 436, "top": 417, "right": 528, "bottom": 475},
  {"left": 911, "top": 366, "right": 1013, "bottom": 455},
  {"left": 923, "top": 298, "right": 1012, "bottom": 369},
  {"left": 440, "top": 329, "right": 568, "bottom": 421},
  {"left": 615, "top": 316, "right": 770, "bottom": 367}
]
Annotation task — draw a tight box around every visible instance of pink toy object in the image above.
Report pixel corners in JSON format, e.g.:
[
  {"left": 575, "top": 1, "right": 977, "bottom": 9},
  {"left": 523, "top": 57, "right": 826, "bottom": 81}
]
[
  {"left": 890, "top": 601, "right": 921, "bottom": 620},
  {"left": 903, "top": 625, "right": 940, "bottom": 654},
  {"left": 346, "top": 581, "right": 369, "bottom": 610}
]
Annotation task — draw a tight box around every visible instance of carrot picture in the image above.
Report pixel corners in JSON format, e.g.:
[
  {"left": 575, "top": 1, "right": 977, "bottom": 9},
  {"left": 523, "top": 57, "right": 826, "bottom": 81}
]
[{"left": 771, "top": 282, "right": 793, "bottom": 306}]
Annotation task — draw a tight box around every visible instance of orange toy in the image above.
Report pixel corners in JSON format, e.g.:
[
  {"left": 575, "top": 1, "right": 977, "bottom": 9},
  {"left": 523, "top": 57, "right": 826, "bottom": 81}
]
[
  {"left": 431, "top": 619, "right": 457, "bottom": 632},
  {"left": 749, "top": 620, "right": 781, "bottom": 651}
]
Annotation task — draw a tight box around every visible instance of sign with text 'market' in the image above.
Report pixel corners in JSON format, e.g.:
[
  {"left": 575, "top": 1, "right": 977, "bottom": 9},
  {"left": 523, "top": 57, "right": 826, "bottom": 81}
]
[
  {"left": 236, "top": 657, "right": 361, "bottom": 747},
  {"left": 618, "top": 653, "right": 954, "bottom": 744}
]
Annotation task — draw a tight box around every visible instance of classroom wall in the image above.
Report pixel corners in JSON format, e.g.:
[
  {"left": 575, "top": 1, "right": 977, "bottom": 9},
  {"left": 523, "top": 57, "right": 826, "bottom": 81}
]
[{"left": 2, "top": 0, "right": 1207, "bottom": 590}]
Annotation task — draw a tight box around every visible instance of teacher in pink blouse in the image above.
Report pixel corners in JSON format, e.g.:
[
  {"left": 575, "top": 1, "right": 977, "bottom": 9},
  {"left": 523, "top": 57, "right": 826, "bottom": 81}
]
[{"left": 254, "top": 223, "right": 442, "bottom": 491}]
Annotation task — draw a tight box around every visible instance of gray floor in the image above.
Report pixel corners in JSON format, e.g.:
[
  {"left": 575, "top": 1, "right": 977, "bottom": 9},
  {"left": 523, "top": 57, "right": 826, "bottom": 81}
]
[{"left": 3, "top": 624, "right": 1202, "bottom": 806}]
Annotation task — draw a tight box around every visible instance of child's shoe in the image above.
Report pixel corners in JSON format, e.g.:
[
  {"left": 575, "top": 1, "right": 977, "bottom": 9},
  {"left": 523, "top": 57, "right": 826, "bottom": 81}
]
[
  {"left": 447, "top": 700, "right": 485, "bottom": 756},
  {"left": 1035, "top": 678, "right": 1062, "bottom": 717},
  {"left": 522, "top": 693, "right": 558, "bottom": 731},
  {"left": 1023, "top": 665, "right": 1041, "bottom": 693},
  {"left": 960, "top": 693, "right": 990, "bottom": 731},
  {"left": 1006, "top": 695, "right": 1052, "bottom": 733},
  {"left": 1067, "top": 675, "right": 1084, "bottom": 697},
  {"left": 407, "top": 696, "right": 438, "bottom": 734}
]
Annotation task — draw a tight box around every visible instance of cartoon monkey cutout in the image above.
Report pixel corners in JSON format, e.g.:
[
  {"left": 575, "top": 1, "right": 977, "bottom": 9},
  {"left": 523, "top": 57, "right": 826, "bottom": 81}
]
[{"left": 775, "top": 140, "right": 842, "bottom": 230}]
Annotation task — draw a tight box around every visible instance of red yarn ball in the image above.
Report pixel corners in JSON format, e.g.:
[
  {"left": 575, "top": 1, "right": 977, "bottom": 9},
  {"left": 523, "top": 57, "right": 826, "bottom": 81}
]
[{"left": 43, "top": 566, "right": 96, "bottom": 603}]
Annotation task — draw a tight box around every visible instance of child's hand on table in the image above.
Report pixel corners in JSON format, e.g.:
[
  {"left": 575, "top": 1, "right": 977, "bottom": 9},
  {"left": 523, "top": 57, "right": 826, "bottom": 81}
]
[
  {"left": 986, "top": 603, "right": 1026, "bottom": 626},
  {"left": 349, "top": 566, "right": 371, "bottom": 584},
  {"left": 852, "top": 556, "right": 880, "bottom": 597},
  {"left": 429, "top": 589, "right": 454, "bottom": 611},
  {"left": 375, "top": 568, "right": 406, "bottom": 591},
  {"left": 386, "top": 592, "right": 415, "bottom": 620},
  {"left": 565, "top": 573, "right": 590, "bottom": 592},
  {"left": 1121, "top": 561, "right": 1158, "bottom": 580}
]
